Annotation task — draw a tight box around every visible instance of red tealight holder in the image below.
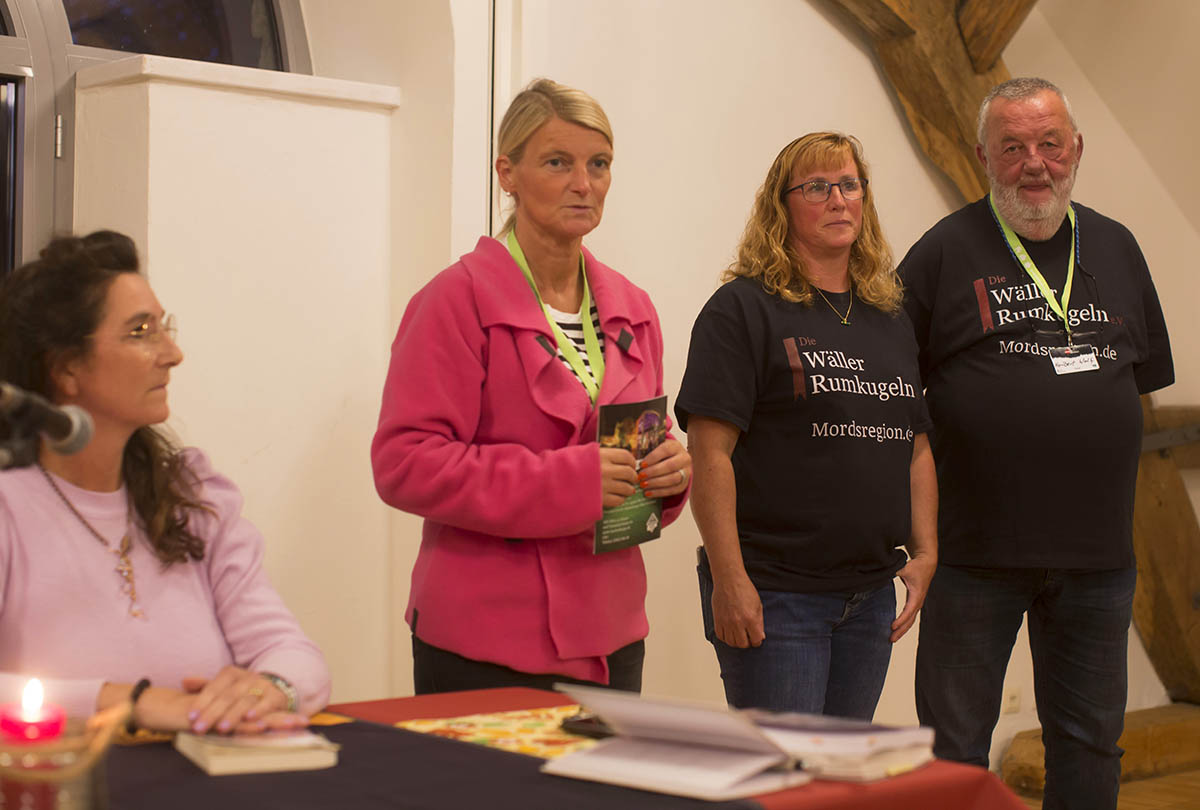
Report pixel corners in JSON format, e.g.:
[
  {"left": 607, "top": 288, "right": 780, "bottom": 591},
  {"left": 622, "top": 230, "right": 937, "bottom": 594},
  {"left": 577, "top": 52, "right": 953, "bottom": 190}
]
[
  {"left": 0, "top": 679, "right": 124, "bottom": 810},
  {"left": 0, "top": 702, "right": 66, "bottom": 741}
]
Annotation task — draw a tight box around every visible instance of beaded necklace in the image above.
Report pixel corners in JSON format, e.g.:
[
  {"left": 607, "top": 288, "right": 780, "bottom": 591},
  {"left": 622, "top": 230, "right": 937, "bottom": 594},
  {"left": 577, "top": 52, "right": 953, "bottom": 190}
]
[{"left": 38, "top": 464, "right": 143, "bottom": 618}]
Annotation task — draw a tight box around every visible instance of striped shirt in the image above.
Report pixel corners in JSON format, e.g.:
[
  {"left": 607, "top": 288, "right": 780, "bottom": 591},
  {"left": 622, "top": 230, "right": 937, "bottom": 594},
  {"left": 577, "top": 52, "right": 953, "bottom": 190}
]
[{"left": 544, "top": 302, "right": 604, "bottom": 386}]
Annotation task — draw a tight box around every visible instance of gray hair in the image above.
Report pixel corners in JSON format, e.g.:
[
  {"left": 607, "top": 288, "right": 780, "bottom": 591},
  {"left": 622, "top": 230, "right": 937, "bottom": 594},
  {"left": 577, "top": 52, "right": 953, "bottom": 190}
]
[{"left": 976, "top": 77, "right": 1077, "bottom": 145}]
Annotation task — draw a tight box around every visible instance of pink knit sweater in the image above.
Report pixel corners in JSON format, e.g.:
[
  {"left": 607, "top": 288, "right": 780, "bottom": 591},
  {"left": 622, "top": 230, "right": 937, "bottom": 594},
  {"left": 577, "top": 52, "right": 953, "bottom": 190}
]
[{"left": 0, "top": 449, "right": 331, "bottom": 718}]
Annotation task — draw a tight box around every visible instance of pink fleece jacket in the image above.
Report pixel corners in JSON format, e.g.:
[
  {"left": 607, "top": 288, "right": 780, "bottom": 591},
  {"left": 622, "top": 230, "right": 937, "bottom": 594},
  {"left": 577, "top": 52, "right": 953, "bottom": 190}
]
[
  {"left": 372, "top": 236, "right": 687, "bottom": 684},
  {"left": 0, "top": 449, "right": 331, "bottom": 718}
]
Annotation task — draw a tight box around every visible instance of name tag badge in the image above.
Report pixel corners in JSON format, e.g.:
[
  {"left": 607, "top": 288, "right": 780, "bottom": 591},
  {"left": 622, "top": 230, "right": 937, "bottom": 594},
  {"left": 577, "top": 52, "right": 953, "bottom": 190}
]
[{"left": 1049, "top": 344, "right": 1099, "bottom": 375}]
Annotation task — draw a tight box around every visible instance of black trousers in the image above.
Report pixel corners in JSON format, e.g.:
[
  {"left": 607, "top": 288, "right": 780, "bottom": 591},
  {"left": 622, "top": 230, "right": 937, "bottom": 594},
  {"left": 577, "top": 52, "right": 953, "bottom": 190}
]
[{"left": 412, "top": 634, "right": 645, "bottom": 695}]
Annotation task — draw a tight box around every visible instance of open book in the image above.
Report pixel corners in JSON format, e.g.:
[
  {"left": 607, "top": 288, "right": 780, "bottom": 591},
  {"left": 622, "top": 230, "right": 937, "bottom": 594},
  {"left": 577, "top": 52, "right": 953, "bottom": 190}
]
[
  {"left": 174, "top": 729, "right": 339, "bottom": 776},
  {"left": 542, "top": 685, "right": 811, "bottom": 800},
  {"left": 542, "top": 685, "right": 934, "bottom": 799}
]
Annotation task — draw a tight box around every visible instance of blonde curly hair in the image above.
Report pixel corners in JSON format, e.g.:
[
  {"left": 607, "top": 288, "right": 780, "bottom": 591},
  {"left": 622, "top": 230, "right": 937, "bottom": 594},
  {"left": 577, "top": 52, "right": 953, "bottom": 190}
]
[{"left": 725, "top": 132, "right": 901, "bottom": 313}]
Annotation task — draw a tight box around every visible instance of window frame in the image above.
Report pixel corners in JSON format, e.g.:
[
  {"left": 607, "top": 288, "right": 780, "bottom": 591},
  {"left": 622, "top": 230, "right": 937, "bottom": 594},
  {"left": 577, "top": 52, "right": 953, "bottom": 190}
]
[
  {"left": 0, "top": 2, "right": 47, "bottom": 273},
  {"left": 0, "top": 0, "right": 311, "bottom": 267}
]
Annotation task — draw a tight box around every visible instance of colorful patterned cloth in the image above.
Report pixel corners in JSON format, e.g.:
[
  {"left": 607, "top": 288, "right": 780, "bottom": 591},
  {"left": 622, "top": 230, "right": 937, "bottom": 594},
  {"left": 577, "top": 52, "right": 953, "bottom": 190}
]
[{"left": 395, "top": 704, "right": 598, "bottom": 759}]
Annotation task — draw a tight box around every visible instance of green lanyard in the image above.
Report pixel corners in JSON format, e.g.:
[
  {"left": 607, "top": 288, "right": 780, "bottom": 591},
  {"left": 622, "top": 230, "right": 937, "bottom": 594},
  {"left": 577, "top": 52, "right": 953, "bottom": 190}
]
[
  {"left": 506, "top": 231, "right": 605, "bottom": 403},
  {"left": 988, "top": 192, "right": 1077, "bottom": 338}
]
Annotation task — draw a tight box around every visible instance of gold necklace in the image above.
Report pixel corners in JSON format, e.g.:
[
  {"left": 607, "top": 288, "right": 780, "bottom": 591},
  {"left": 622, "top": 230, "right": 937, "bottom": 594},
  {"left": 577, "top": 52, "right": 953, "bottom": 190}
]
[
  {"left": 814, "top": 285, "right": 853, "bottom": 325},
  {"left": 37, "top": 464, "right": 144, "bottom": 618}
]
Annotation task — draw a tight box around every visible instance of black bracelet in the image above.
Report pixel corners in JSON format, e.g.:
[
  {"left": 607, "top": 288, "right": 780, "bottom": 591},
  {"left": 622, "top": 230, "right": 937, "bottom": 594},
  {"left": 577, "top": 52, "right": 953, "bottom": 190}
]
[{"left": 126, "top": 677, "right": 152, "bottom": 734}]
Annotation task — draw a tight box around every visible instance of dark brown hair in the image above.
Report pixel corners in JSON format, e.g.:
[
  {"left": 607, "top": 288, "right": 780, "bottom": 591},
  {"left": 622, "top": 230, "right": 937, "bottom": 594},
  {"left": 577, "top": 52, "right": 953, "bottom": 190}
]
[{"left": 0, "top": 231, "right": 207, "bottom": 564}]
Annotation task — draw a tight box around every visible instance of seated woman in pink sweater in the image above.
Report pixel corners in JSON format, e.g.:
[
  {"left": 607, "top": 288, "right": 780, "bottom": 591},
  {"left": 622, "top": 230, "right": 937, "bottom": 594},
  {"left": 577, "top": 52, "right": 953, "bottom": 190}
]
[{"left": 0, "top": 231, "right": 331, "bottom": 734}]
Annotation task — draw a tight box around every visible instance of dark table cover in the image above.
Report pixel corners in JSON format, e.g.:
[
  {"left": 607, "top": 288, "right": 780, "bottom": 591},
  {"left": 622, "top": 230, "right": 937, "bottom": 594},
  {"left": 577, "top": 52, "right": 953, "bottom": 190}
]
[
  {"left": 327, "top": 688, "right": 1027, "bottom": 810},
  {"left": 106, "top": 720, "right": 760, "bottom": 810}
]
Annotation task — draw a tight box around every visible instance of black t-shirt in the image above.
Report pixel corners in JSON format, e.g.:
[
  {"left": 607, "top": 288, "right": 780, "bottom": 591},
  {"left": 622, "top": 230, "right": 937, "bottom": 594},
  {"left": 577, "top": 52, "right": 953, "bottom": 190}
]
[
  {"left": 900, "top": 198, "right": 1174, "bottom": 569},
  {"left": 675, "top": 276, "right": 931, "bottom": 593}
]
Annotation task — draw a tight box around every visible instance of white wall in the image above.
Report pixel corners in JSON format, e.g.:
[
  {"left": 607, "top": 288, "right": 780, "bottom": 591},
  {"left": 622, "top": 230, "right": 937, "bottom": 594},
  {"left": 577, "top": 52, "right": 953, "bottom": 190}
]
[
  {"left": 489, "top": 0, "right": 965, "bottom": 715},
  {"left": 290, "top": 0, "right": 1194, "bottom": 770},
  {"left": 478, "top": 0, "right": 1194, "bottom": 767},
  {"left": 301, "top": 0, "right": 466, "bottom": 699},
  {"left": 73, "top": 56, "right": 402, "bottom": 703},
  {"left": 1038, "top": 0, "right": 1200, "bottom": 240}
]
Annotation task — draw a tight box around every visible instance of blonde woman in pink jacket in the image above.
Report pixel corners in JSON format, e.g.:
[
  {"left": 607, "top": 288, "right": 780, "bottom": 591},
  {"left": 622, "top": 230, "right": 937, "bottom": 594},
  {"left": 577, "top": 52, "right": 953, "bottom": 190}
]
[{"left": 372, "top": 79, "right": 691, "bottom": 693}]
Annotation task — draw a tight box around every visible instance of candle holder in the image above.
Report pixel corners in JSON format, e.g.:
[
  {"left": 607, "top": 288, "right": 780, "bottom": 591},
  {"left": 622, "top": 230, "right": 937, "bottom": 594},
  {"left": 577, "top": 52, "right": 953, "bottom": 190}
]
[{"left": 0, "top": 701, "right": 129, "bottom": 810}]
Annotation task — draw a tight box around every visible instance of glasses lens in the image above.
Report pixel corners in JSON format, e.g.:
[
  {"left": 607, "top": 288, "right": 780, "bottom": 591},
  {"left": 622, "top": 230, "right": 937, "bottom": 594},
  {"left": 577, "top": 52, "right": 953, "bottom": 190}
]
[
  {"left": 802, "top": 181, "right": 831, "bottom": 202},
  {"left": 841, "top": 179, "right": 863, "bottom": 200},
  {"left": 162, "top": 314, "right": 177, "bottom": 343}
]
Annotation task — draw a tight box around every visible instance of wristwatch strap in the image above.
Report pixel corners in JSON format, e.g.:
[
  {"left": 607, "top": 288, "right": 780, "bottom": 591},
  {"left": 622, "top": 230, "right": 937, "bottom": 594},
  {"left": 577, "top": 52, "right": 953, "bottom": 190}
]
[{"left": 259, "top": 672, "right": 298, "bottom": 713}]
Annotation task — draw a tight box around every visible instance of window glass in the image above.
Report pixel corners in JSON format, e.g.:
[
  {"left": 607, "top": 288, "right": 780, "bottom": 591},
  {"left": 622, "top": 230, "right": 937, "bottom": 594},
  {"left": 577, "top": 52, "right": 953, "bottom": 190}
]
[{"left": 61, "top": 0, "right": 282, "bottom": 70}]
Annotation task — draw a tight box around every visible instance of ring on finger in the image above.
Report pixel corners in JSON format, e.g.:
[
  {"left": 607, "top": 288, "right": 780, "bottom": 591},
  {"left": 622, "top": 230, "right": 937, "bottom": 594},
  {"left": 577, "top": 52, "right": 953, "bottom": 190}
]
[
  {"left": 248, "top": 686, "right": 265, "bottom": 698},
  {"left": 678, "top": 469, "right": 688, "bottom": 485}
]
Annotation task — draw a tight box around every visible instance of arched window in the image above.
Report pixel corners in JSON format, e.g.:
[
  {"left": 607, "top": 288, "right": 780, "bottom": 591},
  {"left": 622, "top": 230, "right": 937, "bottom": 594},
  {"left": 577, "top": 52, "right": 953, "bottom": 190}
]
[
  {"left": 61, "top": 0, "right": 291, "bottom": 70},
  {"left": 0, "top": 0, "right": 310, "bottom": 275}
]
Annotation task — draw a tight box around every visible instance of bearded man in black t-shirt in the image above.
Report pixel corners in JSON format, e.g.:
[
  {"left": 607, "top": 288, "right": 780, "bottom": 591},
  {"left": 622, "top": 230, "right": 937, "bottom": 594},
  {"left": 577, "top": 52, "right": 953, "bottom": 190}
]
[{"left": 900, "top": 77, "right": 1173, "bottom": 810}]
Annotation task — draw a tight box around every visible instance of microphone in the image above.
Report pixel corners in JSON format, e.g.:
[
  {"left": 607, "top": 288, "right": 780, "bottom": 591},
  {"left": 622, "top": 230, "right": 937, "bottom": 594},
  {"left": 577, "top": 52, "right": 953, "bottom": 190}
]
[{"left": 0, "top": 382, "right": 94, "bottom": 455}]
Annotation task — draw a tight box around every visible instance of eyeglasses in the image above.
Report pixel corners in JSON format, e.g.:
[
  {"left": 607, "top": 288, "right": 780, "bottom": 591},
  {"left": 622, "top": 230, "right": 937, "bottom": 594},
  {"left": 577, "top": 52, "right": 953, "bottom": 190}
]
[
  {"left": 1030, "top": 323, "right": 1102, "bottom": 344},
  {"left": 1027, "top": 265, "right": 1104, "bottom": 343},
  {"left": 783, "top": 177, "right": 868, "bottom": 203},
  {"left": 121, "top": 314, "right": 178, "bottom": 348}
]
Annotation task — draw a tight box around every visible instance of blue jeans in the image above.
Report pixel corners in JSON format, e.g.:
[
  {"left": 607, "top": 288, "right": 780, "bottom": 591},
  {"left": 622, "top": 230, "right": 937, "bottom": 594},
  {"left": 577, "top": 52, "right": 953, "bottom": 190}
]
[
  {"left": 698, "top": 564, "right": 894, "bottom": 718},
  {"left": 915, "top": 565, "right": 1136, "bottom": 810}
]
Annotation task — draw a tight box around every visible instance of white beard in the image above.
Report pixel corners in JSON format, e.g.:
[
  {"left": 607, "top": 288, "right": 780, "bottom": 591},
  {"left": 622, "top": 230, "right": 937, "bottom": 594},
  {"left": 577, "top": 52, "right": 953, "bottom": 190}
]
[{"left": 989, "top": 160, "right": 1078, "bottom": 241}]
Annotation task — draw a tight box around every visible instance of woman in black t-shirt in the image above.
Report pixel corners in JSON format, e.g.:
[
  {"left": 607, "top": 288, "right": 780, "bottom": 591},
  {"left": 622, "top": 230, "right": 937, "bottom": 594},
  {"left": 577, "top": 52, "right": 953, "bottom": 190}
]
[{"left": 675, "top": 132, "right": 937, "bottom": 718}]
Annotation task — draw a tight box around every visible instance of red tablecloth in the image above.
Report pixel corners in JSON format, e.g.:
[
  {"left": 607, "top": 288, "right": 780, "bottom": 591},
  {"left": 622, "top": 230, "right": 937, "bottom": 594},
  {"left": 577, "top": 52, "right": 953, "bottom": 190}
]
[{"left": 329, "top": 688, "right": 1027, "bottom": 810}]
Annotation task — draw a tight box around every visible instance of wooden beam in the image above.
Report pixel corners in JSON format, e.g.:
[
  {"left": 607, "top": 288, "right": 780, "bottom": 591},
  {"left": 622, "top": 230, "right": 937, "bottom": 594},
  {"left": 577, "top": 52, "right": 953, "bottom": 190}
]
[
  {"left": 1135, "top": 398, "right": 1200, "bottom": 704},
  {"left": 1148, "top": 406, "right": 1200, "bottom": 470},
  {"left": 958, "top": 0, "right": 1039, "bottom": 73},
  {"left": 1002, "top": 704, "right": 1200, "bottom": 795},
  {"left": 831, "top": 0, "right": 916, "bottom": 38},
  {"left": 892, "top": 90, "right": 989, "bottom": 201},
  {"left": 829, "top": 0, "right": 1003, "bottom": 201}
]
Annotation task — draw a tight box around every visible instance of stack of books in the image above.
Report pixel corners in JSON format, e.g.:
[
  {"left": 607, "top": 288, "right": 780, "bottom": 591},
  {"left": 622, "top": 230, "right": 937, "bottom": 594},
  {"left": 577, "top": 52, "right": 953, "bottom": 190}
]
[{"left": 742, "top": 707, "right": 935, "bottom": 781}]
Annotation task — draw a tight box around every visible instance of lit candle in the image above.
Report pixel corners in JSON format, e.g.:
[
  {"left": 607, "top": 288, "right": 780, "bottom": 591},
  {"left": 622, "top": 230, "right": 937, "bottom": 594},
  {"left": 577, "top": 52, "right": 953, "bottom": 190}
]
[
  {"left": 0, "top": 680, "right": 66, "bottom": 810},
  {"left": 0, "top": 679, "right": 66, "bottom": 742}
]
